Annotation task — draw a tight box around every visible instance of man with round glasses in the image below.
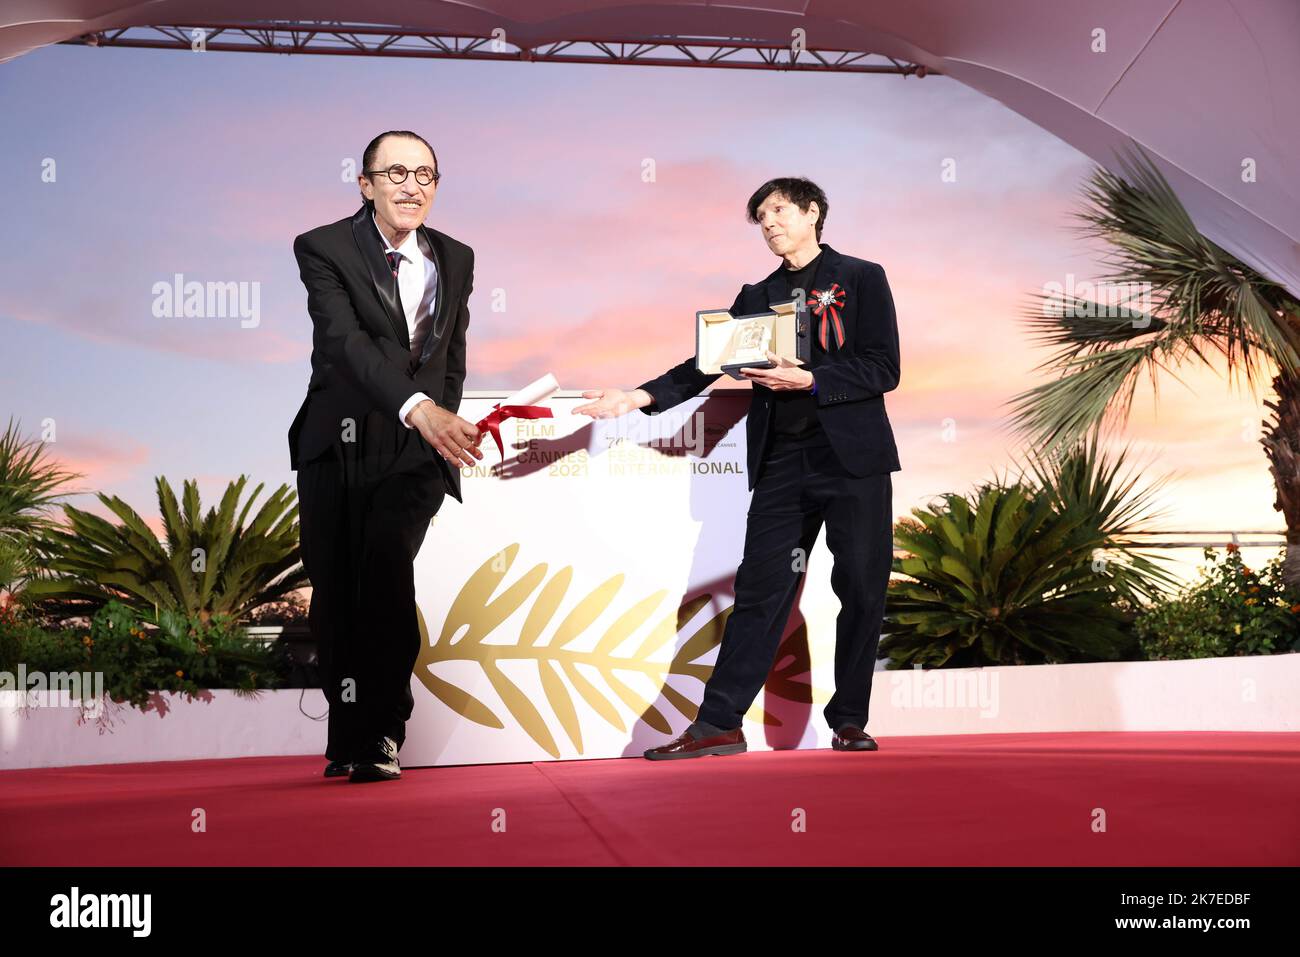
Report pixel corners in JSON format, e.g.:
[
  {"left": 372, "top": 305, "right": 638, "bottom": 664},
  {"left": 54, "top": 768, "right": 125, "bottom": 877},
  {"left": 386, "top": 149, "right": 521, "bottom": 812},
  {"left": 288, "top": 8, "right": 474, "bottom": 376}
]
[{"left": 289, "top": 130, "right": 482, "bottom": 783}]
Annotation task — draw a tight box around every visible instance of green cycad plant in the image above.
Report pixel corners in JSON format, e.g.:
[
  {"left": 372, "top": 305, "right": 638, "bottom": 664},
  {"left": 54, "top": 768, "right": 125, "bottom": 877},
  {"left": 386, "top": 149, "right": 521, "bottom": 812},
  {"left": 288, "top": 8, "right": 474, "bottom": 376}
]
[
  {"left": 882, "top": 438, "right": 1178, "bottom": 668},
  {"left": 1007, "top": 147, "right": 1300, "bottom": 585},
  {"left": 21, "top": 474, "right": 309, "bottom": 625}
]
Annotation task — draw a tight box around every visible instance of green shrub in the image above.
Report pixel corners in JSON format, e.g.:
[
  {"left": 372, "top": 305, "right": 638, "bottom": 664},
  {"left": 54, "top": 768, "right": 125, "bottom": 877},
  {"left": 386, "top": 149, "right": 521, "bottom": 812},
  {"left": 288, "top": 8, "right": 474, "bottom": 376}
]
[
  {"left": 0, "top": 599, "right": 282, "bottom": 711},
  {"left": 0, "top": 595, "right": 58, "bottom": 672},
  {"left": 1135, "top": 546, "right": 1300, "bottom": 658}
]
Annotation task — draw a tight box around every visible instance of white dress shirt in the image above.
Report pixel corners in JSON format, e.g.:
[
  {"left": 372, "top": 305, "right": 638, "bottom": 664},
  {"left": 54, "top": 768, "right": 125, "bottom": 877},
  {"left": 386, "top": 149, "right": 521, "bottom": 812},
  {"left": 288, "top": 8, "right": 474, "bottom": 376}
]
[{"left": 372, "top": 212, "right": 439, "bottom": 428}]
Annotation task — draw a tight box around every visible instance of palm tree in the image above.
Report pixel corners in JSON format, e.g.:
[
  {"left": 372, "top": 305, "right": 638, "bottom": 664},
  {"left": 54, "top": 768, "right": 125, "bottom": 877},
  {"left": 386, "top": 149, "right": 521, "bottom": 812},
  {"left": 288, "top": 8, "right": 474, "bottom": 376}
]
[
  {"left": 1007, "top": 148, "right": 1300, "bottom": 586},
  {"left": 0, "top": 417, "right": 85, "bottom": 596}
]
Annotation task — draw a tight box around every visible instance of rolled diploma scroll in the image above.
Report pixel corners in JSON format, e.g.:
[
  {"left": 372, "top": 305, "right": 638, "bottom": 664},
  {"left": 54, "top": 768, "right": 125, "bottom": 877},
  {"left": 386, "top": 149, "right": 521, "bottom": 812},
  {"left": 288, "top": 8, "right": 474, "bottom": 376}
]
[{"left": 474, "top": 373, "right": 561, "bottom": 458}]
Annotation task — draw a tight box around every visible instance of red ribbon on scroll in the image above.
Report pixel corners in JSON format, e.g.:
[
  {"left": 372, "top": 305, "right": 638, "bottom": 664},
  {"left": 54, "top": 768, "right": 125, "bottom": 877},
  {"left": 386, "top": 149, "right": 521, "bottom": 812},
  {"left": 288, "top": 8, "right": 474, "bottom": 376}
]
[{"left": 475, "top": 404, "right": 554, "bottom": 457}]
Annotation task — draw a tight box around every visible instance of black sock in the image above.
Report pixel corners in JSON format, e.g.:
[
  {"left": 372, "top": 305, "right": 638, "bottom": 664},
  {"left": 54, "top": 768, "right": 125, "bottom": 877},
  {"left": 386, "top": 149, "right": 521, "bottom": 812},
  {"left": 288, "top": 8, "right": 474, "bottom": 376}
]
[{"left": 687, "top": 719, "right": 731, "bottom": 739}]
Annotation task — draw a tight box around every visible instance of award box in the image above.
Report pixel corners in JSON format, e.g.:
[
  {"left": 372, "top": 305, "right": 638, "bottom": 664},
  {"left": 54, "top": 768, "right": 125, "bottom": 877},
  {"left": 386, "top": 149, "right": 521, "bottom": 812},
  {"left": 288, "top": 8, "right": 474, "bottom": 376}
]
[{"left": 695, "top": 297, "right": 811, "bottom": 380}]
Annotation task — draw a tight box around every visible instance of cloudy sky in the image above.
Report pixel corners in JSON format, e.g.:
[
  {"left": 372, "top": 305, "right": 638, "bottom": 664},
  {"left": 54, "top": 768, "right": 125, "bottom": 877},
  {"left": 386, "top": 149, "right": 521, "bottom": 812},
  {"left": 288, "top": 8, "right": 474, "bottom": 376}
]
[{"left": 0, "top": 43, "right": 1279, "bottom": 581}]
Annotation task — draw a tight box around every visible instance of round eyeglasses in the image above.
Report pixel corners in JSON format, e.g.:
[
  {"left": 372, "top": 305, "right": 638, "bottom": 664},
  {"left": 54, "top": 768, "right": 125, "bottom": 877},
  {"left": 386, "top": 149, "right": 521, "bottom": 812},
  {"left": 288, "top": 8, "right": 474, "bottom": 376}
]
[{"left": 363, "top": 164, "right": 440, "bottom": 187}]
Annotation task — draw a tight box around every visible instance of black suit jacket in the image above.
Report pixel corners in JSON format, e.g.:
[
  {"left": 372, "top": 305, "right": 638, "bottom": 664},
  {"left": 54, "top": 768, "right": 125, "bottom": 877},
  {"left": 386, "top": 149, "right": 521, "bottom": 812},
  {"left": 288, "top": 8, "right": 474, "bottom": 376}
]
[
  {"left": 288, "top": 203, "right": 474, "bottom": 502},
  {"left": 637, "top": 243, "right": 901, "bottom": 489}
]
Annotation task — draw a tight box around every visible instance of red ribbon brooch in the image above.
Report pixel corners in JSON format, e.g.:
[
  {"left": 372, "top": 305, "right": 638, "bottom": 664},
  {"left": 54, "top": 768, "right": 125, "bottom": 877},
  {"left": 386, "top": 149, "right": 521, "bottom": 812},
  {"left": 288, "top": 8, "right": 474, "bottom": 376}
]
[{"left": 807, "top": 283, "right": 847, "bottom": 350}]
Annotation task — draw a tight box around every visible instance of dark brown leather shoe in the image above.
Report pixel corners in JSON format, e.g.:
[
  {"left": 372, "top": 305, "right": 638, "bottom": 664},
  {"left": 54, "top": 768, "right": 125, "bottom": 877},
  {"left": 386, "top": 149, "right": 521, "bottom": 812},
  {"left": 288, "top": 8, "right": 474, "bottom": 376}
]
[
  {"left": 832, "top": 726, "right": 879, "bottom": 751},
  {"left": 644, "top": 727, "right": 746, "bottom": 760}
]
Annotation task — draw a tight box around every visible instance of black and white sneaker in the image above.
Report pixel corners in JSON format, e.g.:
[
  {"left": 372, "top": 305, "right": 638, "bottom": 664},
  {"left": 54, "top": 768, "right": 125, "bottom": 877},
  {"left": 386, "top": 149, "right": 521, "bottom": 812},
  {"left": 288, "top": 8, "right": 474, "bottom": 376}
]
[{"left": 349, "top": 736, "right": 401, "bottom": 782}]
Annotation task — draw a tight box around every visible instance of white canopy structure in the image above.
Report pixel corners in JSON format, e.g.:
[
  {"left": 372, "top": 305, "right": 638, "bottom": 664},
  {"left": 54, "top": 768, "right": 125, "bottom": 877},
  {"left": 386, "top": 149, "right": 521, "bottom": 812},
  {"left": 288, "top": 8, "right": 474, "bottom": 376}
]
[{"left": 4, "top": 0, "right": 1297, "bottom": 293}]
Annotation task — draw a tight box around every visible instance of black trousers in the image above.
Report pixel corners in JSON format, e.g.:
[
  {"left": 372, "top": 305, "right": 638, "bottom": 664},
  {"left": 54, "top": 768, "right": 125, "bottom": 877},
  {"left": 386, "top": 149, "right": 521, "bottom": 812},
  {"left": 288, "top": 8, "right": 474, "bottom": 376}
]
[
  {"left": 295, "top": 449, "right": 445, "bottom": 762},
  {"left": 696, "top": 442, "right": 893, "bottom": 732}
]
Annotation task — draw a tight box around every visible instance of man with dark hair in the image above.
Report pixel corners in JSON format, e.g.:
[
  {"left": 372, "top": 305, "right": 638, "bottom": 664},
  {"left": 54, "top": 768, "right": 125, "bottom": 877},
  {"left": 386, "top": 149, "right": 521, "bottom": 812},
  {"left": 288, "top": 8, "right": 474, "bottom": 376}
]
[
  {"left": 746, "top": 176, "right": 829, "bottom": 240},
  {"left": 289, "top": 131, "right": 482, "bottom": 782},
  {"left": 576, "top": 176, "right": 900, "bottom": 758}
]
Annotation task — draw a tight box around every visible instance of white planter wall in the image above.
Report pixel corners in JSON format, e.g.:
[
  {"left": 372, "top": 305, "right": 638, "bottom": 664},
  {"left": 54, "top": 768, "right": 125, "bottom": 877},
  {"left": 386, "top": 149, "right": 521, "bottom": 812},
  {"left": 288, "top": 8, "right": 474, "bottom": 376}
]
[
  {"left": 1, "top": 654, "right": 1296, "bottom": 770},
  {"left": 0, "top": 689, "right": 328, "bottom": 770}
]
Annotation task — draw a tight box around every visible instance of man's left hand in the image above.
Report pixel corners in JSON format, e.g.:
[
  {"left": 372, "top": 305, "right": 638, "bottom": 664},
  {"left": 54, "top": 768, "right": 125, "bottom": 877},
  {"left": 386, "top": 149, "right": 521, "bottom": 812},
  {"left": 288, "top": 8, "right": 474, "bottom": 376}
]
[{"left": 739, "top": 350, "right": 814, "bottom": 391}]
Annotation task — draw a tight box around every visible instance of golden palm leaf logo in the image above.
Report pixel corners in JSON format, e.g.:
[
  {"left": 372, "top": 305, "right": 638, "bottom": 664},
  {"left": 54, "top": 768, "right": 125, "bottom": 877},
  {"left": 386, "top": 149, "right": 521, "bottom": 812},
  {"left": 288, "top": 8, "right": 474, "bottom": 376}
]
[{"left": 414, "top": 543, "right": 813, "bottom": 757}]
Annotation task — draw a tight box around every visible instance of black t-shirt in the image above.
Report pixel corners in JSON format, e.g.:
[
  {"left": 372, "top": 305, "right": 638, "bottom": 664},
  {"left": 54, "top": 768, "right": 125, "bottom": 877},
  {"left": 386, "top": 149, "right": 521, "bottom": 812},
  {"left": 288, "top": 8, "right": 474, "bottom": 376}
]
[{"left": 768, "top": 251, "right": 829, "bottom": 449}]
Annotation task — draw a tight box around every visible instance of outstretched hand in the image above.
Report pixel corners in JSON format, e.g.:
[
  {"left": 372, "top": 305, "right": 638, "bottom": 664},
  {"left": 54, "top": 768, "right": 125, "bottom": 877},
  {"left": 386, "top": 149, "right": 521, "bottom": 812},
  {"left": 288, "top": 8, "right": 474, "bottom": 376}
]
[{"left": 574, "top": 388, "right": 649, "bottom": 419}]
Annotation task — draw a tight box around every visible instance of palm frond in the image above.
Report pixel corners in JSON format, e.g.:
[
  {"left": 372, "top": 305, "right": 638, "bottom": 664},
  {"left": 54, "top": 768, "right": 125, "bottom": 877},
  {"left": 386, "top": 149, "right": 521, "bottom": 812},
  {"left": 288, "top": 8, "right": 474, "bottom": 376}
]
[
  {"left": 0, "top": 417, "right": 86, "bottom": 585},
  {"left": 1082, "top": 149, "right": 1300, "bottom": 385},
  {"left": 1010, "top": 146, "right": 1300, "bottom": 454},
  {"left": 1007, "top": 340, "right": 1170, "bottom": 451}
]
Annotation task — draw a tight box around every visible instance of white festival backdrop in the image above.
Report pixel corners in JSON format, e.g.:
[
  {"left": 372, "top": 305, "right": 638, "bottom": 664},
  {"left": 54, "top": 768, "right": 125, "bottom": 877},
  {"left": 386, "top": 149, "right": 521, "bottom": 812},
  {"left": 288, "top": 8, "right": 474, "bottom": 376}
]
[{"left": 400, "top": 389, "right": 878, "bottom": 766}]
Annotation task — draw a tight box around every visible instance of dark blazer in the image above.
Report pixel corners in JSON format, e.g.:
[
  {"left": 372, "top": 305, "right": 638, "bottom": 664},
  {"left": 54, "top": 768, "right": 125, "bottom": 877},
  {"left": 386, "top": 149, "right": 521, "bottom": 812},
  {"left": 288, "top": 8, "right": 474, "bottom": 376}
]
[
  {"left": 288, "top": 203, "right": 474, "bottom": 501},
  {"left": 637, "top": 243, "right": 900, "bottom": 489}
]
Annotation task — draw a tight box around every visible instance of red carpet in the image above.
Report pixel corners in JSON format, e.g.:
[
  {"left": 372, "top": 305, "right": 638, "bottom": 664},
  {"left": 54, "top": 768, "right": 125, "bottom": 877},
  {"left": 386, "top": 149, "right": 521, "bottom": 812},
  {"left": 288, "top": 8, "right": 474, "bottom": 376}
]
[{"left": 2, "top": 732, "right": 1297, "bottom": 866}]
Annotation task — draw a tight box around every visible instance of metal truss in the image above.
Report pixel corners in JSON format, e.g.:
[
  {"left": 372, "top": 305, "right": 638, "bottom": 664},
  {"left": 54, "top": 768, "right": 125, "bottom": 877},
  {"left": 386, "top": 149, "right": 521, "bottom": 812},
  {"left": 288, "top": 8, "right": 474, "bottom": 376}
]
[{"left": 62, "top": 22, "right": 938, "bottom": 75}]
